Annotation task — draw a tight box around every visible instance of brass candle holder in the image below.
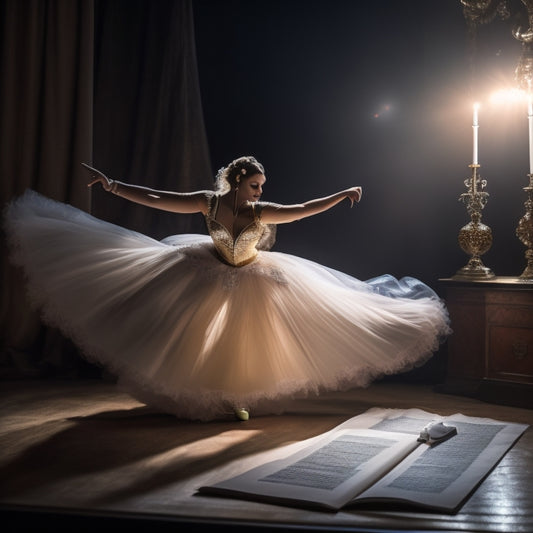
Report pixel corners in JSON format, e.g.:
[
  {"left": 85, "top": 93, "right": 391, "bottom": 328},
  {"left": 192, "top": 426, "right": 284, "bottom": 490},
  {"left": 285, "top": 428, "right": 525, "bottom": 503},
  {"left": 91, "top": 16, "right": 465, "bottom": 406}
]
[
  {"left": 516, "top": 174, "right": 533, "bottom": 279},
  {"left": 452, "top": 164, "right": 496, "bottom": 280}
]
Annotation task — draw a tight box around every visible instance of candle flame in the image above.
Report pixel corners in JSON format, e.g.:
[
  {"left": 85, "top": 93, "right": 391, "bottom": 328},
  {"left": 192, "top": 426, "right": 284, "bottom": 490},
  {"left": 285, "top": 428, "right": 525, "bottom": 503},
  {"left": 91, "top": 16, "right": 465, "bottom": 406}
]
[{"left": 473, "top": 102, "right": 480, "bottom": 128}]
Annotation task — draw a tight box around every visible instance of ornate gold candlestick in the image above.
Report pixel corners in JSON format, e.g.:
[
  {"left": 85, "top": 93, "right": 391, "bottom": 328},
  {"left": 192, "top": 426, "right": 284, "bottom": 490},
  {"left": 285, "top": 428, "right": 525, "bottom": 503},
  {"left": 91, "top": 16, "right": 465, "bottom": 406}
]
[
  {"left": 516, "top": 174, "right": 533, "bottom": 279},
  {"left": 453, "top": 164, "right": 495, "bottom": 280}
]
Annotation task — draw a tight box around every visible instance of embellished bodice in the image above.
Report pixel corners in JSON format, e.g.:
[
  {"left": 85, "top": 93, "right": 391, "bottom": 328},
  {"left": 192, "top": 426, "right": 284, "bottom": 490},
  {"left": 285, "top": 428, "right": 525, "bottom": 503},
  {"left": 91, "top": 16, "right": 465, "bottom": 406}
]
[{"left": 205, "top": 193, "right": 268, "bottom": 267}]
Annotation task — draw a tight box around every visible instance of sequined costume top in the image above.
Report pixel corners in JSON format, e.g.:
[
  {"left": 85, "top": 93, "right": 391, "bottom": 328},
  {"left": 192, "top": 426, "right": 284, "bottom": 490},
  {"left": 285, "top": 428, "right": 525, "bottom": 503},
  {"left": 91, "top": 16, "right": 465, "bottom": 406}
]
[{"left": 205, "top": 193, "right": 268, "bottom": 267}]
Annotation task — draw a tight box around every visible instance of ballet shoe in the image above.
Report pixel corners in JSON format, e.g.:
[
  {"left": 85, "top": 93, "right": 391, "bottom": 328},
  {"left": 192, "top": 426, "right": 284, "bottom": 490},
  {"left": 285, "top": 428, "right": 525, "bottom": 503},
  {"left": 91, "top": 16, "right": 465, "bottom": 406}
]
[{"left": 235, "top": 408, "right": 249, "bottom": 421}]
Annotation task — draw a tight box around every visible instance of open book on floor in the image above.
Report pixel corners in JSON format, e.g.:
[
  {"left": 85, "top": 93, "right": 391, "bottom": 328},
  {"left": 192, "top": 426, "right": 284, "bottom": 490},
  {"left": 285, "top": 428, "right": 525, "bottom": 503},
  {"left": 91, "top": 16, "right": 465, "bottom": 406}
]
[{"left": 197, "top": 407, "right": 528, "bottom": 513}]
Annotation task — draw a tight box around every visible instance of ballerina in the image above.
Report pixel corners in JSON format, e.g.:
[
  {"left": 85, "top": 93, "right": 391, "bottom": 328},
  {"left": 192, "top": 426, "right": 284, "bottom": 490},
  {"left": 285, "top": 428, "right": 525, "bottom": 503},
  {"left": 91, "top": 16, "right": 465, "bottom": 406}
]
[{"left": 4, "top": 156, "right": 451, "bottom": 421}]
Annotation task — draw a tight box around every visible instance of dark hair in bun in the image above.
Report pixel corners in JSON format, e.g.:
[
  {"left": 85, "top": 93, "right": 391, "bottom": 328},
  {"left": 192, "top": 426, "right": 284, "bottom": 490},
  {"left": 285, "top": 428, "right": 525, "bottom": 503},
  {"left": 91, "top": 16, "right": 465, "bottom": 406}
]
[{"left": 214, "top": 156, "right": 265, "bottom": 193}]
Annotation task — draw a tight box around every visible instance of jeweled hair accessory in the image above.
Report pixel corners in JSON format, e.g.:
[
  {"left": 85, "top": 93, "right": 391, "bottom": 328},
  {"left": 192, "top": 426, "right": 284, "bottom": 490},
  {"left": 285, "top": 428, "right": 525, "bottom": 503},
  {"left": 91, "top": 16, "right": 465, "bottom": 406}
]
[{"left": 241, "top": 168, "right": 247, "bottom": 175}]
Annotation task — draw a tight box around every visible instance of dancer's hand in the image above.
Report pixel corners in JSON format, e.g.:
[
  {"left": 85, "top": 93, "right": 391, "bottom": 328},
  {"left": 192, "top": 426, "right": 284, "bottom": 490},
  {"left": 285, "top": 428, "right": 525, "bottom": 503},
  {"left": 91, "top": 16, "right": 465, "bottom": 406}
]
[
  {"left": 82, "top": 163, "right": 113, "bottom": 191},
  {"left": 345, "top": 187, "right": 362, "bottom": 207}
]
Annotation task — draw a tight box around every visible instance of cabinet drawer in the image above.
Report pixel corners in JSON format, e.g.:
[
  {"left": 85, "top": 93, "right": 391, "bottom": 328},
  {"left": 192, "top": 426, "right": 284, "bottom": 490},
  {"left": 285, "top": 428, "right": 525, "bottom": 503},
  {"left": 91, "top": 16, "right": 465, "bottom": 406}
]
[
  {"left": 488, "top": 326, "right": 533, "bottom": 383},
  {"left": 486, "top": 305, "right": 533, "bottom": 327},
  {"left": 485, "top": 290, "right": 533, "bottom": 306}
]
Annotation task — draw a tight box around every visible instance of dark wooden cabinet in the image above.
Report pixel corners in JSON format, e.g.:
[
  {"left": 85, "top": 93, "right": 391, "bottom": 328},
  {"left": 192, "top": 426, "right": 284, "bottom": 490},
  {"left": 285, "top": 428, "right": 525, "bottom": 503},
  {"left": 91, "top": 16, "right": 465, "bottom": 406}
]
[{"left": 438, "top": 277, "right": 533, "bottom": 408}]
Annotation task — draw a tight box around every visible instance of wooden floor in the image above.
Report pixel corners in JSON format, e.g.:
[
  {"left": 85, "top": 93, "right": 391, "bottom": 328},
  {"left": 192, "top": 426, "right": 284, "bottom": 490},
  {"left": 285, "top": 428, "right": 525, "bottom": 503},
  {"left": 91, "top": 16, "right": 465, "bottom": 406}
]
[{"left": 1, "top": 378, "right": 532, "bottom": 533}]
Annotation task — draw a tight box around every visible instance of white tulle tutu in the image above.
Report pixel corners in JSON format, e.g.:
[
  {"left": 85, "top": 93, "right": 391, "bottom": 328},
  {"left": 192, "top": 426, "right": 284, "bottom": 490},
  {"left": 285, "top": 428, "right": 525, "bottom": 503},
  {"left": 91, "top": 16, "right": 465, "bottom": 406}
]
[{"left": 4, "top": 190, "right": 451, "bottom": 420}]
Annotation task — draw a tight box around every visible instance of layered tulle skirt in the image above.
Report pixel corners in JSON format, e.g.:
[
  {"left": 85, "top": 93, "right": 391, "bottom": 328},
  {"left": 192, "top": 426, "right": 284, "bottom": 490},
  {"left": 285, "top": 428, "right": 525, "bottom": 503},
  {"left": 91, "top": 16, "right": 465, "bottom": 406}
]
[{"left": 4, "top": 190, "right": 451, "bottom": 420}]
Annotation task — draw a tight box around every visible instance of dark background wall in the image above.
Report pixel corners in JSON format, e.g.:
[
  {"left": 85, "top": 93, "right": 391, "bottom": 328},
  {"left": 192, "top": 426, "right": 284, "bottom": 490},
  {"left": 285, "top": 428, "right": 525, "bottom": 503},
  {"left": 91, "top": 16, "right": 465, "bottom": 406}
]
[{"left": 192, "top": 0, "right": 531, "bottom": 292}]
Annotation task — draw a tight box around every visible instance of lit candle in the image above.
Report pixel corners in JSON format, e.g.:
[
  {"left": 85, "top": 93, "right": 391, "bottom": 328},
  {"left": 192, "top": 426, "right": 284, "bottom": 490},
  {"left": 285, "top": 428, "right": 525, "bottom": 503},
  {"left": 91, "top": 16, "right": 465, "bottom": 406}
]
[
  {"left": 527, "top": 92, "right": 533, "bottom": 174},
  {"left": 472, "top": 103, "right": 479, "bottom": 165}
]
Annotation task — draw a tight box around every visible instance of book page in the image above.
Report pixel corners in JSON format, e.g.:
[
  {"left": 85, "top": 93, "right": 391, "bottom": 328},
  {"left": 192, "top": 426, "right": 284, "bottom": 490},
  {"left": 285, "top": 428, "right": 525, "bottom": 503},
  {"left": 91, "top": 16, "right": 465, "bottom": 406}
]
[
  {"left": 353, "top": 413, "right": 528, "bottom": 511},
  {"left": 199, "top": 428, "right": 419, "bottom": 510}
]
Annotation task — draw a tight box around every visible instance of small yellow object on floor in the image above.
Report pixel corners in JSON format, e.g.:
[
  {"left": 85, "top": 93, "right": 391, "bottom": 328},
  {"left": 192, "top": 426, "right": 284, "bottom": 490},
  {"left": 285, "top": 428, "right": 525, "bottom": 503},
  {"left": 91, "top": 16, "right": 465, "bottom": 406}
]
[{"left": 235, "top": 408, "right": 249, "bottom": 421}]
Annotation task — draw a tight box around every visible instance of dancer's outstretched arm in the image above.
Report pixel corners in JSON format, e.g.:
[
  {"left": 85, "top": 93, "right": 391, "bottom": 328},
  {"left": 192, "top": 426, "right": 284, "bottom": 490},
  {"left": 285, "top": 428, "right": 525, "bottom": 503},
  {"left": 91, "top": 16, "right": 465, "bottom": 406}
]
[
  {"left": 260, "top": 187, "right": 362, "bottom": 225},
  {"left": 82, "top": 163, "right": 209, "bottom": 214}
]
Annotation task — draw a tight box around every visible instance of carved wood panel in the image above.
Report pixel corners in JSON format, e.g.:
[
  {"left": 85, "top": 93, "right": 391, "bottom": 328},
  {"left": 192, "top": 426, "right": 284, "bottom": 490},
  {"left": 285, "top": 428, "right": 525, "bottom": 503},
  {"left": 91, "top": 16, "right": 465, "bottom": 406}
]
[{"left": 488, "top": 326, "right": 533, "bottom": 383}]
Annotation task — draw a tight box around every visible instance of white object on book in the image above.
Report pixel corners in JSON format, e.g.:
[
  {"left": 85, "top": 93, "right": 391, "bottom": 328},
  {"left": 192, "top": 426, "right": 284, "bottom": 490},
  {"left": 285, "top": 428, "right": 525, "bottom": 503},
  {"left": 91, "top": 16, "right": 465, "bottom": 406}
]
[{"left": 417, "top": 421, "right": 457, "bottom": 445}]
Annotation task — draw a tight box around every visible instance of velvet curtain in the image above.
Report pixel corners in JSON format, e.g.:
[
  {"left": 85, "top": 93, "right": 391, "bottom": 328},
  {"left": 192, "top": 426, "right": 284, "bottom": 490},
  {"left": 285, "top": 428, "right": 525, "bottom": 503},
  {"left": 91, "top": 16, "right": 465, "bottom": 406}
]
[
  {"left": 92, "top": 0, "right": 213, "bottom": 238},
  {"left": 0, "top": 0, "right": 212, "bottom": 379}
]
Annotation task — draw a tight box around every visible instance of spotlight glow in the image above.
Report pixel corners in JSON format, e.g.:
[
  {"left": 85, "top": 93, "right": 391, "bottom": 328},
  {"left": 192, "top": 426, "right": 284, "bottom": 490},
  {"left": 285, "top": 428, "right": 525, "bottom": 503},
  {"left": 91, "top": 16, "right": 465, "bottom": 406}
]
[{"left": 490, "top": 88, "right": 527, "bottom": 104}]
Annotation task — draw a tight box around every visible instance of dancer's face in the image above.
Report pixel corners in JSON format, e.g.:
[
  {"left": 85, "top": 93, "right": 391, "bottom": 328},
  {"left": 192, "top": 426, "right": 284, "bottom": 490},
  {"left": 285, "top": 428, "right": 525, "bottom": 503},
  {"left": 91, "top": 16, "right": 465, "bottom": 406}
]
[{"left": 241, "top": 173, "right": 266, "bottom": 202}]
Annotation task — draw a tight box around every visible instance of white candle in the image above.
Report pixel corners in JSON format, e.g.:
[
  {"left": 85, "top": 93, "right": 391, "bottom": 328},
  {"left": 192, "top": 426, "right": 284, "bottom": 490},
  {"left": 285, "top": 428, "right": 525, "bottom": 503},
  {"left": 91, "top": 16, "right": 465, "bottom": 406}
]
[
  {"left": 527, "top": 93, "right": 533, "bottom": 174},
  {"left": 472, "top": 103, "right": 479, "bottom": 165}
]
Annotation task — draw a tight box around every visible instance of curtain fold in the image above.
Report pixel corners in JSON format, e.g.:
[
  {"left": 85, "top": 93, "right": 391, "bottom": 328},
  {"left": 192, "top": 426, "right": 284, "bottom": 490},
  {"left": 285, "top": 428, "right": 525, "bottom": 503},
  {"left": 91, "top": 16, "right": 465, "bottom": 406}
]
[
  {"left": 1, "top": 0, "right": 212, "bottom": 378},
  {"left": 0, "top": 0, "right": 94, "bottom": 208},
  {"left": 1, "top": 0, "right": 95, "bottom": 378},
  {"left": 92, "top": 0, "right": 213, "bottom": 239}
]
